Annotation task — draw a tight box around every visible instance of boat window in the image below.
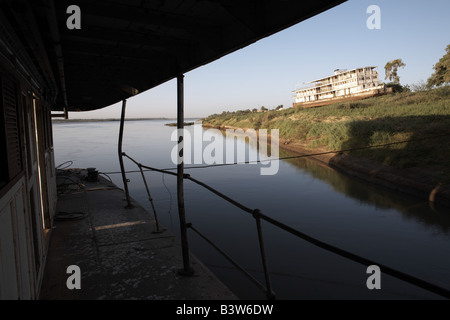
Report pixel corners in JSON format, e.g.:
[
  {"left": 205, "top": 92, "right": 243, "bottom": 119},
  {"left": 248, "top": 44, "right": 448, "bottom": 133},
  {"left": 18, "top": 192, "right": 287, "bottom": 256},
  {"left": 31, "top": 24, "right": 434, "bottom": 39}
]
[{"left": 0, "top": 73, "right": 23, "bottom": 192}]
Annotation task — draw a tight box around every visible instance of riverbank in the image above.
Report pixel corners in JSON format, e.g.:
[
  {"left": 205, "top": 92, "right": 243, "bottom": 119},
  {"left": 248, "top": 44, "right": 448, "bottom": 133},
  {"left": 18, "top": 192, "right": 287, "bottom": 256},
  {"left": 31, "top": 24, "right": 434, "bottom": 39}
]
[
  {"left": 202, "top": 86, "right": 450, "bottom": 208},
  {"left": 281, "top": 140, "right": 450, "bottom": 208}
]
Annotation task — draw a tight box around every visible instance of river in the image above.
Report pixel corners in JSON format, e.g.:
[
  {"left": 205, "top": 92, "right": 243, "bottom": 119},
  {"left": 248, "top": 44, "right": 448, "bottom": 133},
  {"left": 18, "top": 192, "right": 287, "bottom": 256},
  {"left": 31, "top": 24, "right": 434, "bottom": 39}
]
[{"left": 52, "top": 119, "right": 450, "bottom": 299}]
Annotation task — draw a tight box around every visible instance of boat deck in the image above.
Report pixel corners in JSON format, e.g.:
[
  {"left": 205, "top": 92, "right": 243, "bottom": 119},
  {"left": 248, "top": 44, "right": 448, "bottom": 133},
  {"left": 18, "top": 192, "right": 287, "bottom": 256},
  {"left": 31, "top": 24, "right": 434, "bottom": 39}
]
[{"left": 39, "top": 169, "right": 237, "bottom": 300}]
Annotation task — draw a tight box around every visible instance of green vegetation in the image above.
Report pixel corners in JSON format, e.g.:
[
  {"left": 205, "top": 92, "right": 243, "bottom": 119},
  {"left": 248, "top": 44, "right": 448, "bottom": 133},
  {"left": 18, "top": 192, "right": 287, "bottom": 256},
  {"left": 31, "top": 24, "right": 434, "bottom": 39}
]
[
  {"left": 165, "top": 122, "right": 195, "bottom": 127},
  {"left": 202, "top": 86, "right": 450, "bottom": 180},
  {"left": 384, "top": 58, "right": 406, "bottom": 85},
  {"left": 427, "top": 44, "right": 450, "bottom": 89}
]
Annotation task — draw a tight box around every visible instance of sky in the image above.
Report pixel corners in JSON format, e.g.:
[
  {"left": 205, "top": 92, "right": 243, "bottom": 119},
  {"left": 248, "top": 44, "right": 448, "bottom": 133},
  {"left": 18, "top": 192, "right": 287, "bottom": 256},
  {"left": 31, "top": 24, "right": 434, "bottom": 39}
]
[{"left": 69, "top": 0, "right": 450, "bottom": 119}]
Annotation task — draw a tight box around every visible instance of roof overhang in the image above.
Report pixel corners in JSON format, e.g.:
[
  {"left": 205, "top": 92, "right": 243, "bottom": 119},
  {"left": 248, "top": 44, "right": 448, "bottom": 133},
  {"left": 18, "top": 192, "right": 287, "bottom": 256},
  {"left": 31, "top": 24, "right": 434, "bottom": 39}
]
[{"left": 0, "top": 0, "right": 346, "bottom": 112}]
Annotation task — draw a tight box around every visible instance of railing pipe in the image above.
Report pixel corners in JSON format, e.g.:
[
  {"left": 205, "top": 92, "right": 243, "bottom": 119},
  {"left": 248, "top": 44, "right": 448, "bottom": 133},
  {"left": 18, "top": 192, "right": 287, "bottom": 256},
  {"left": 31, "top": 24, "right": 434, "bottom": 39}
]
[
  {"left": 186, "top": 175, "right": 253, "bottom": 214},
  {"left": 122, "top": 153, "right": 176, "bottom": 176},
  {"left": 258, "top": 212, "right": 450, "bottom": 299},
  {"left": 138, "top": 164, "right": 162, "bottom": 233},
  {"left": 118, "top": 99, "right": 133, "bottom": 208},
  {"left": 187, "top": 223, "right": 268, "bottom": 294},
  {"left": 253, "top": 210, "right": 275, "bottom": 300},
  {"left": 117, "top": 152, "right": 450, "bottom": 299}
]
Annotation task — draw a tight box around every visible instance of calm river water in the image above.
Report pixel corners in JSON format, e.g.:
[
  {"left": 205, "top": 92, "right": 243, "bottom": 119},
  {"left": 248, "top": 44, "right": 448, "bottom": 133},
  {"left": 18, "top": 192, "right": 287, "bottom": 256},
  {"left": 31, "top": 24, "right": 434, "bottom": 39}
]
[{"left": 52, "top": 119, "right": 450, "bottom": 299}]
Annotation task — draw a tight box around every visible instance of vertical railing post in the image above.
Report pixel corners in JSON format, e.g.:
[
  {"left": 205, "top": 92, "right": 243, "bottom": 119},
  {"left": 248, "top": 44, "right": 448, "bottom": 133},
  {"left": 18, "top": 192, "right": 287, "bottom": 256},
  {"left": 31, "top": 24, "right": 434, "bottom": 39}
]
[
  {"left": 177, "top": 74, "right": 194, "bottom": 276},
  {"left": 138, "top": 164, "right": 163, "bottom": 233},
  {"left": 118, "top": 99, "right": 133, "bottom": 209},
  {"left": 253, "top": 209, "right": 276, "bottom": 299}
]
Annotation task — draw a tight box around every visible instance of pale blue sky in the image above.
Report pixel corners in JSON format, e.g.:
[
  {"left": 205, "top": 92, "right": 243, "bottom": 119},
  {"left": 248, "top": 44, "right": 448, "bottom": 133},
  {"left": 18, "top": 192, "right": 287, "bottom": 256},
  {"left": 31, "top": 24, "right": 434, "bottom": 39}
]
[{"left": 70, "top": 0, "right": 450, "bottom": 119}]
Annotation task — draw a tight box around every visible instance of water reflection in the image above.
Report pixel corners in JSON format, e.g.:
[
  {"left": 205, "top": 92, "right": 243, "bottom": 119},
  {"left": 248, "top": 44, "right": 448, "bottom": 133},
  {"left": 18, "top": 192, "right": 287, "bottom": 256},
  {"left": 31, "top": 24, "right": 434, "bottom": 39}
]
[
  {"left": 280, "top": 149, "right": 450, "bottom": 234},
  {"left": 207, "top": 124, "right": 450, "bottom": 235}
]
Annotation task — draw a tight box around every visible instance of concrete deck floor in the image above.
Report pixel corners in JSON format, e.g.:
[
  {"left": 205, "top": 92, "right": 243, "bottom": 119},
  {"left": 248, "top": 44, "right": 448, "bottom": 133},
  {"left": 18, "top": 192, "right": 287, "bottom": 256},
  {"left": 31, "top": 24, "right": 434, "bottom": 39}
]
[{"left": 39, "top": 169, "right": 237, "bottom": 300}]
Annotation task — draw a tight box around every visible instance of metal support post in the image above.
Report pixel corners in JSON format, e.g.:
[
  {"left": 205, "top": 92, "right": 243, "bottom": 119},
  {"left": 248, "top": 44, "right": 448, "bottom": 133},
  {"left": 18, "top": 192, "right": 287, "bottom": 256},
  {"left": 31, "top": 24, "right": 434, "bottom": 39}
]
[
  {"left": 118, "top": 99, "right": 133, "bottom": 209},
  {"left": 177, "top": 74, "right": 194, "bottom": 276}
]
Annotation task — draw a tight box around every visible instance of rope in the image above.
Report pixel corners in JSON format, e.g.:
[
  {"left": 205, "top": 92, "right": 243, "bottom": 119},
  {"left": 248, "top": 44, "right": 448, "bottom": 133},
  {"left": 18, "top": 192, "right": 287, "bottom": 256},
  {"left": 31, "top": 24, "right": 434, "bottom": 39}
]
[{"left": 56, "top": 160, "right": 73, "bottom": 169}]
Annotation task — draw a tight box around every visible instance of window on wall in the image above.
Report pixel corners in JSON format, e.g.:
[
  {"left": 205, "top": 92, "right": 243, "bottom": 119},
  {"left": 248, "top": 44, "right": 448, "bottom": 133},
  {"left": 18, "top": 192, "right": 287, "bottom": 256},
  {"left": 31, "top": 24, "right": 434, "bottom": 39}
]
[{"left": 0, "top": 73, "right": 23, "bottom": 191}]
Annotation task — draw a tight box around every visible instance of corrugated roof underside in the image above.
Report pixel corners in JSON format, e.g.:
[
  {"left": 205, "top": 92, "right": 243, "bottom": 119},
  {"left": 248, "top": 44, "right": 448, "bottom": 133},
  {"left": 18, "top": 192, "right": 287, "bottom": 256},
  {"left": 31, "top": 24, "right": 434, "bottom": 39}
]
[{"left": 1, "top": 0, "right": 346, "bottom": 111}]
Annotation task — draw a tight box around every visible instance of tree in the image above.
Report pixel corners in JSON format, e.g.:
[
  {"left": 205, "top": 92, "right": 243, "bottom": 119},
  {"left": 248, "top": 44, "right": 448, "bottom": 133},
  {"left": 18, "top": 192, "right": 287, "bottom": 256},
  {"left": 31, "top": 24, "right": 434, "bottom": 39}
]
[
  {"left": 410, "top": 80, "right": 428, "bottom": 92},
  {"left": 384, "top": 59, "right": 406, "bottom": 84},
  {"left": 427, "top": 44, "right": 450, "bottom": 88},
  {"left": 260, "top": 106, "right": 268, "bottom": 112}
]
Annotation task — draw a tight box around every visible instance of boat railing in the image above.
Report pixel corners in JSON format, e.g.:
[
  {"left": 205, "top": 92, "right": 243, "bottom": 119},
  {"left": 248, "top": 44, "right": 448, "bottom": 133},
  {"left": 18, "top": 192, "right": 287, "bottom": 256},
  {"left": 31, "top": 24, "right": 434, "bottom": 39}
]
[{"left": 119, "top": 151, "right": 450, "bottom": 300}]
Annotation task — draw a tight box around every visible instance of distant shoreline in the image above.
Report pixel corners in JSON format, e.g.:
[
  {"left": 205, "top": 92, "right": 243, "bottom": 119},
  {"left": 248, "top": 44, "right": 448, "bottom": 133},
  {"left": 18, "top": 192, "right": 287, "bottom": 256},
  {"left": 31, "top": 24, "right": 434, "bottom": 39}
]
[{"left": 164, "top": 121, "right": 195, "bottom": 127}]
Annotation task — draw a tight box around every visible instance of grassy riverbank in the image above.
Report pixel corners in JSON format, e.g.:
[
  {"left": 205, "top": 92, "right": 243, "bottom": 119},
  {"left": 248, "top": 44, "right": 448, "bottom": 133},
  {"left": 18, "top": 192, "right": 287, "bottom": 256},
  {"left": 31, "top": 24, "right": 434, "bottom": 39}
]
[{"left": 203, "top": 86, "right": 450, "bottom": 184}]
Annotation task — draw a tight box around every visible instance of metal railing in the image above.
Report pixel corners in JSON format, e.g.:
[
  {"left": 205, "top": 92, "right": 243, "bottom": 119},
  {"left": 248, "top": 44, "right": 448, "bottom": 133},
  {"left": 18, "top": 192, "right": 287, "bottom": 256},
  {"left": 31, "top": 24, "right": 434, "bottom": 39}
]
[{"left": 120, "top": 151, "right": 450, "bottom": 300}]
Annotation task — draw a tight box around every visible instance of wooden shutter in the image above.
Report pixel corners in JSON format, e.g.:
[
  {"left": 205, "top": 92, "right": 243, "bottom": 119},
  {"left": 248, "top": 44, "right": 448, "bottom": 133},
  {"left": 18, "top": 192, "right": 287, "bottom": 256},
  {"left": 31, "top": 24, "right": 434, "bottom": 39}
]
[{"left": 1, "top": 75, "right": 22, "bottom": 180}]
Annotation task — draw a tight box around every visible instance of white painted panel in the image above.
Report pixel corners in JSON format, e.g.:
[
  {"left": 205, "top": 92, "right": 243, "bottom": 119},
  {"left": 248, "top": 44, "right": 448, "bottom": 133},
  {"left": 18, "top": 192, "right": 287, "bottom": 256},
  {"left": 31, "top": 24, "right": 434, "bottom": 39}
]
[
  {"left": 45, "top": 151, "right": 57, "bottom": 220},
  {"left": 14, "top": 186, "right": 33, "bottom": 299},
  {"left": 0, "top": 177, "right": 44, "bottom": 299},
  {"left": 31, "top": 186, "right": 44, "bottom": 262}
]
